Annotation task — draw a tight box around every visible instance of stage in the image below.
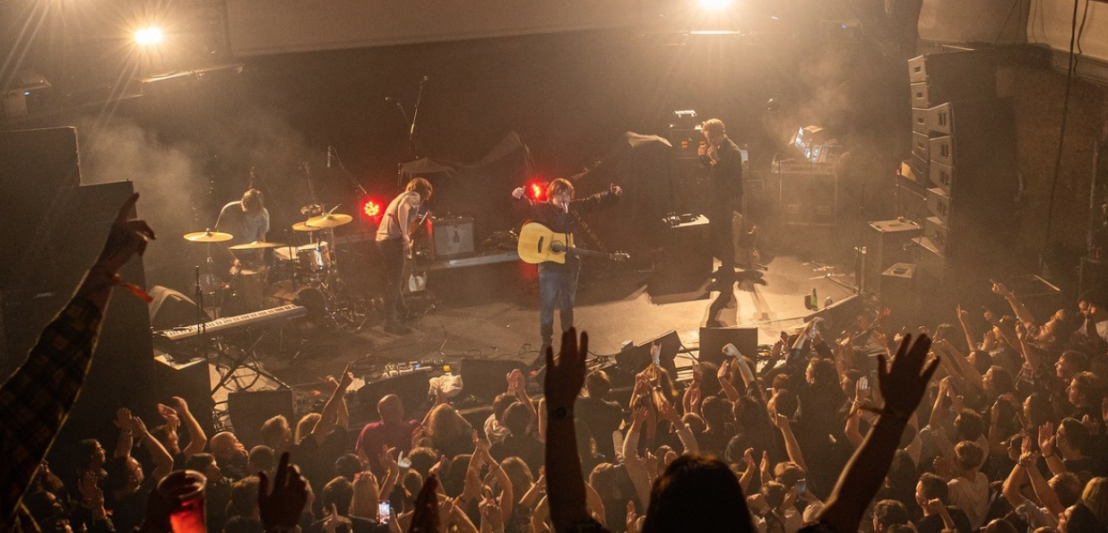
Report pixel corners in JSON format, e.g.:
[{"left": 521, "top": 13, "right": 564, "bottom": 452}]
[{"left": 207, "top": 253, "right": 859, "bottom": 424}]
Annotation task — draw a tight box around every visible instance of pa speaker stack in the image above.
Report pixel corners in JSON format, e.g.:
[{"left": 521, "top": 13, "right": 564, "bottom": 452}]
[{"left": 905, "top": 50, "right": 1019, "bottom": 302}]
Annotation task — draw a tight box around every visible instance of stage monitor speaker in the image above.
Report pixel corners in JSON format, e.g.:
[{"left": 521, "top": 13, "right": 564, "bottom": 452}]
[
  {"left": 354, "top": 368, "right": 433, "bottom": 422},
  {"left": 805, "top": 293, "right": 865, "bottom": 337},
  {"left": 460, "top": 358, "right": 528, "bottom": 402},
  {"left": 152, "top": 356, "right": 216, "bottom": 438},
  {"left": 615, "top": 330, "right": 681, "bottom": 378},
  {"left": 149, "top": 285, "right": 211, "bottom": 330},
  {"left": 431, "top": 216, "right": 476, "bottom": 259},
  {"left": 699, "top": 326, "right": 758, "bottom": 365},
  {"left": 228, "top": 389, "right": 295, "bottom": 448}
]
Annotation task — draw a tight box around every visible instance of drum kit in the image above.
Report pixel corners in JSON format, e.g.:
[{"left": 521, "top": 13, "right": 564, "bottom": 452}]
[{"left": 182, "top": 205, "right": 361, "bottom": 328}]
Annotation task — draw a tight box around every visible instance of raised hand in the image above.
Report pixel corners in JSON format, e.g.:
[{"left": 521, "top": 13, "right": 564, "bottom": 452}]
[
  {"left": 1038, "top": 422, "right": 1055, "bottom": 457},
  {"left": 626, "top": 501, "right": 639, "bottom": 533},
  {"left": 956, "top": 305, "right": 970, "bottom": 324},
  {"left": 170, "top": 396, "right": 190, "bottom": 414},
  {"left": 96, "top": 193, "right": 156, "bottom": 274},
  {"left": 743, "top": 448, "right": 756, "bottom": 471},
  {"left": 878, "top": 334, "right": 938, "bottom": 418},
  {"left": 610, "top": 183, "right": 624, "bottom": 196},
  {"left": 338, "top": 362, "right": 355, "bottom": 390},
  {"left": 991, "top": 280, "right": 1012, "bottom": 298},
  {"left": 258, "top": 452, "right": 309, "bottom": 531},
  {"left": 543, "top": 328, "right": 588, "bottom": 411},
  {"left": 656, "top": 399, "right": 679, "bottom": 424},
  {"left": 114, "top": 407, "right": 134, "bottom": 430}
]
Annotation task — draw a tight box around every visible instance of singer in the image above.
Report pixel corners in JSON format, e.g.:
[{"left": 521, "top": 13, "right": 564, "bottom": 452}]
[{"left": 511, "top": 178, "right": 622, "bottom": 355}]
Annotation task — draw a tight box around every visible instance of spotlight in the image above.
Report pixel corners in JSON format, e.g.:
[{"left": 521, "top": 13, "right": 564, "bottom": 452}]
[
  {"left": 134, "top": 27, "right": 163, "bottom": 46},
  {"left": 699, "top": 0, "right": 733, "bottom": 9},
  {"left": 528, "top": 181, "right": 546, "bottom": 202},
  {"left": 362, "top": 198, "right": 382, "bottom": 219}
]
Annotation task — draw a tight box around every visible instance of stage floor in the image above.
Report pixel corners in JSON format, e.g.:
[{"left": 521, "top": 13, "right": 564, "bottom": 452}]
[{"left": 245, "top": 254, "right": 858, "bottom": 395}]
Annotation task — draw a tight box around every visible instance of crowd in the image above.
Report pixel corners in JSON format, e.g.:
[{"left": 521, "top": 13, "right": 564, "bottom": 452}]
[{"left": 3, "top": 194, "right": 1108, "bottom": 533}]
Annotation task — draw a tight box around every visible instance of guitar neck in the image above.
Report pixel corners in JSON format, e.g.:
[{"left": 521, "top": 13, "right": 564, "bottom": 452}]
[{"left": 567, "top": 246, "right": 614, "bottom": 261}]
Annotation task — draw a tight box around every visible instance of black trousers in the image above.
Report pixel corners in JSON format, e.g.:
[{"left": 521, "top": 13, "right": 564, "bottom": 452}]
[
  {"left": 708, "top": 197, "right": 740, "bottom": 280},
  {"left": 376, "top": 238, "right": 407, "bottom": 325}
]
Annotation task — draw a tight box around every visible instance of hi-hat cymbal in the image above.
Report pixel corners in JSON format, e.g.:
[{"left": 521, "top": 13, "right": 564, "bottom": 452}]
[
  {"left": 292, "top": 221, "right": 322, "bottom": 232},
  {"left": 229, "top": 241, "right": 285, "bottom": 250},
  {"left": 184, "top": 231, "right": 233, "bottom": 243},
  {"left": 305, "top": 213, "right": 353, "bottom": 228}
]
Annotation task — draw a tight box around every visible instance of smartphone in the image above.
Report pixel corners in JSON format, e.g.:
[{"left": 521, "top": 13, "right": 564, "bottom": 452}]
[
  {"left": 858, "top": 377, "right": 869, "bottom": 390},
  {"left": 378, "top": 501, "right": 391, "bottom": 524},
  {"left": 797, "top": 479, "right": 807, "bottom": 496}
]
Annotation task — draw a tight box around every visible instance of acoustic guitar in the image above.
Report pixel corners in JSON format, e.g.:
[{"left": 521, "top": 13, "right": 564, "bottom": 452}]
[{"left": 517, "top": 222, "right": 629, "bottom": 265}]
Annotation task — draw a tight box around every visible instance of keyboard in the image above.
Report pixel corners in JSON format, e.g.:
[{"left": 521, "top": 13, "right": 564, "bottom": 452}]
[{"left": 155, "top": 304, "right": 307, "bottom": 341}]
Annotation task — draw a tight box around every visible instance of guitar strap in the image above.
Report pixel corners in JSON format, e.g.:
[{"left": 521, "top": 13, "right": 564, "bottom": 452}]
[{"left": 570, "top": 210, "right": 610, "bottom": 254}]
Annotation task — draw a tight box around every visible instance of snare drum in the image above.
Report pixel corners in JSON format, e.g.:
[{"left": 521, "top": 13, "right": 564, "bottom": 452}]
[{"left": 297, "top": 242, "right": 331, "bottom": 272}]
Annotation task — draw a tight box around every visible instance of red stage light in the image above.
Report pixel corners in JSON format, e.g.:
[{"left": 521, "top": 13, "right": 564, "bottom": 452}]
[
  {"left": 529, "top": 181, "right": 546, "bottom": 201},
  {"left": 362, "top": 199, "right": 382, "bottom": 219}
]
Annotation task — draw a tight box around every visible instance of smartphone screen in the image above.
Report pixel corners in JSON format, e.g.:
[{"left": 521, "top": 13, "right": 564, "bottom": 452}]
[
  {"left": 378, "top": 501, "right": 391, "bottom": 524},
  {"left": 797, "top": 479, "right": 807, "bottom": 495}
]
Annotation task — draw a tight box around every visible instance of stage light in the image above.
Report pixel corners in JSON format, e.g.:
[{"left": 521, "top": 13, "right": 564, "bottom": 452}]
[
  {"left": 528, "top": 181, "right": 546, "bottom": 202},
  {"left": 699, "top": 0, "right": 733, "bottom": 9},
  {"left": 362, "top": 198, "right": 382, "bottom": 219},
  {"left": 134, "top": 27, "right": 163, "bottom": 46}
]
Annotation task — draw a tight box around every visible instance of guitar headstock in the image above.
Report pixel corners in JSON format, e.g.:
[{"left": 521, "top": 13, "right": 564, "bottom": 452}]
[{"left": 610, "top": 251, "right": 631, "bottom": 262}]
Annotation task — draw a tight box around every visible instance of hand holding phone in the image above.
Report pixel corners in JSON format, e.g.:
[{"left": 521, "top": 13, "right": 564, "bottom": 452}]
[
  {"left": 378, "top": 501, "right": 391, "bottom": 524},
  {"left": 797, "top": 479, "right": 807, "bottom": 496}
]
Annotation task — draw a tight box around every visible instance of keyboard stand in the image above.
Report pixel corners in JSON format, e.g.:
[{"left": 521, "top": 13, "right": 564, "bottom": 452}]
[{"left": 210, "top": 328, "right": 290, "bottom": 394}]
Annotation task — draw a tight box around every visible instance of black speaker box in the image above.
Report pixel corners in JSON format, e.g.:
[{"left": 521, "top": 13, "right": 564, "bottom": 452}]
[
  {"left": 805, "top": 293, "right": 865, "bottom": 337},
  {"left": 228, "top": 389, "right": 295, "bottom": 448},
  {"left": 354, "top": 368, "right": 433, "bottom": 422},
  {"left": 698, "top": 326, "right": 758, "bottom": 365},
  {"left": 152, "top": 356, "right": 216, "bottom": 439},
  {"left": 615, "top": 330, "right": 681, "bottom": 378},
  {"left": 648, "top": 216, "right": 711, "bottom": 299},
  {"left": 459, "top": 358, "right": 528, "bottom": 402}
]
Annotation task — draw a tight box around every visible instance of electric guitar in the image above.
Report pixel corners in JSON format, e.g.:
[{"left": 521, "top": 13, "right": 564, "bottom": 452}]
[{"left": 517, "top": 222, "right": 629, "bottom": 265}]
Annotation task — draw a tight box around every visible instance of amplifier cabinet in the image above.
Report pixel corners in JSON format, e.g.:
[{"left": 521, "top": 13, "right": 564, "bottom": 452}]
[{"left": 431, "top": 216, "right": 476, "bottom": 259}]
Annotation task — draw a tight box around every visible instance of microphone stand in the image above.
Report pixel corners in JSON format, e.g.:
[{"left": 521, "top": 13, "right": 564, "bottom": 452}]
[
  {"left": 194, "top": 265, "right": 207, "bottom": 361},
  {"left": 397, "top": 76, "right": 430, "bottom": 188}
]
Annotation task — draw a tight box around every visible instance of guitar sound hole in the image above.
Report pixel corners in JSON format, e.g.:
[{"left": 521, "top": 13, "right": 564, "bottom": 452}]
[{"left": 537, "top": 236, "right": 544, "bottom": 253}]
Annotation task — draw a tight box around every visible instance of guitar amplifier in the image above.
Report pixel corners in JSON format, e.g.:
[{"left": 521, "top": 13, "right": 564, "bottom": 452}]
[{"left": 431, "top": 216, "right": 475, "bottom": 259}]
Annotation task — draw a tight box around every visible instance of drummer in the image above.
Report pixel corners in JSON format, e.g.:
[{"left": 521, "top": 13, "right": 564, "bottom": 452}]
[{"left": 215, "top": 188, "right": 270, "bottom": 267}]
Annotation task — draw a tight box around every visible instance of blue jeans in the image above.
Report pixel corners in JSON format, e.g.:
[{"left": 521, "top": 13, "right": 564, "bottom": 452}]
[{"left": 538, "top": 263, "right": 579, "bottom": 346}]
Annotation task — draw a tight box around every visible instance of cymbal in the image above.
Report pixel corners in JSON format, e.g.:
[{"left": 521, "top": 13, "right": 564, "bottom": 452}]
[
  {"left": 184, "top": 231, "right": 233, "bottom": 243},
  {"left": 229, "top": 241, "right": 285, "bottom": 250},
  {"left": 292, "top": 221, "right": 322, "bottom": 232},
  {"left": 305, "top": 213, "right": 353, "bottom": 228}
]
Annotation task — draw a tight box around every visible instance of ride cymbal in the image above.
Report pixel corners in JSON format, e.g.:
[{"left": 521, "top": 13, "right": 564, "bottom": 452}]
[
  {"left": 305, "top": 213, "right": 353, "bottom": 228},
  {"left": 229, "top": 241, "right": 285, "bottom": 250},
  {"left": 184, "top": 231, "right": 233, "bottom": 243}
]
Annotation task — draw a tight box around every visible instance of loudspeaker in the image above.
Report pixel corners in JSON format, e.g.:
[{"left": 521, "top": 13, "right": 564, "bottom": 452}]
[
  {"left": 149, "top": 285, "right": 210, "bottom": 330},
  {"left": 0, "top": 127, "right": 82, "bottom": 293},
  {"left": 648, "top": 216, "right": 711, "bottom": 299},
  {"left": 228, "top": 389, "right": 295, "bottom": 448},
  {"left": 431, "top": 216, "right": 476, "bottom": 259},
  {"left": 615, "top": 330, "right": 681, "bottom": 378},
  {"left": 698, "top": 326, "right": 758, "bottom": 365},
  {"left": 805, "top": 294, "right": 865, "bottom": 337},
  {"left": 152, "top": 356, "right": 216, "bottom": 438},
  {"left": 880, "top": 263, "right": 919, "bottom": 323},
  {"left": 459, "top": 358, "right": 528, "bottom": 402},
  {"left": 865, "top": 220, "right": 922, "bottom": 297},
  {"left": 354, "top": 368, "right": 433, "bottom": 422}
]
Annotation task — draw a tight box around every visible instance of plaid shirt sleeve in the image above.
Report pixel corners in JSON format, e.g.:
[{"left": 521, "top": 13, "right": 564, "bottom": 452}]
[{"left": 0, "top": 296, "right": 103, "bottom": 528}]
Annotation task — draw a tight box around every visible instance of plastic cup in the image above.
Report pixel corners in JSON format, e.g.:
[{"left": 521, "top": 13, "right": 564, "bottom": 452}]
[{"left": 158, "top": 469, "right": 207, "bottom": 533}]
